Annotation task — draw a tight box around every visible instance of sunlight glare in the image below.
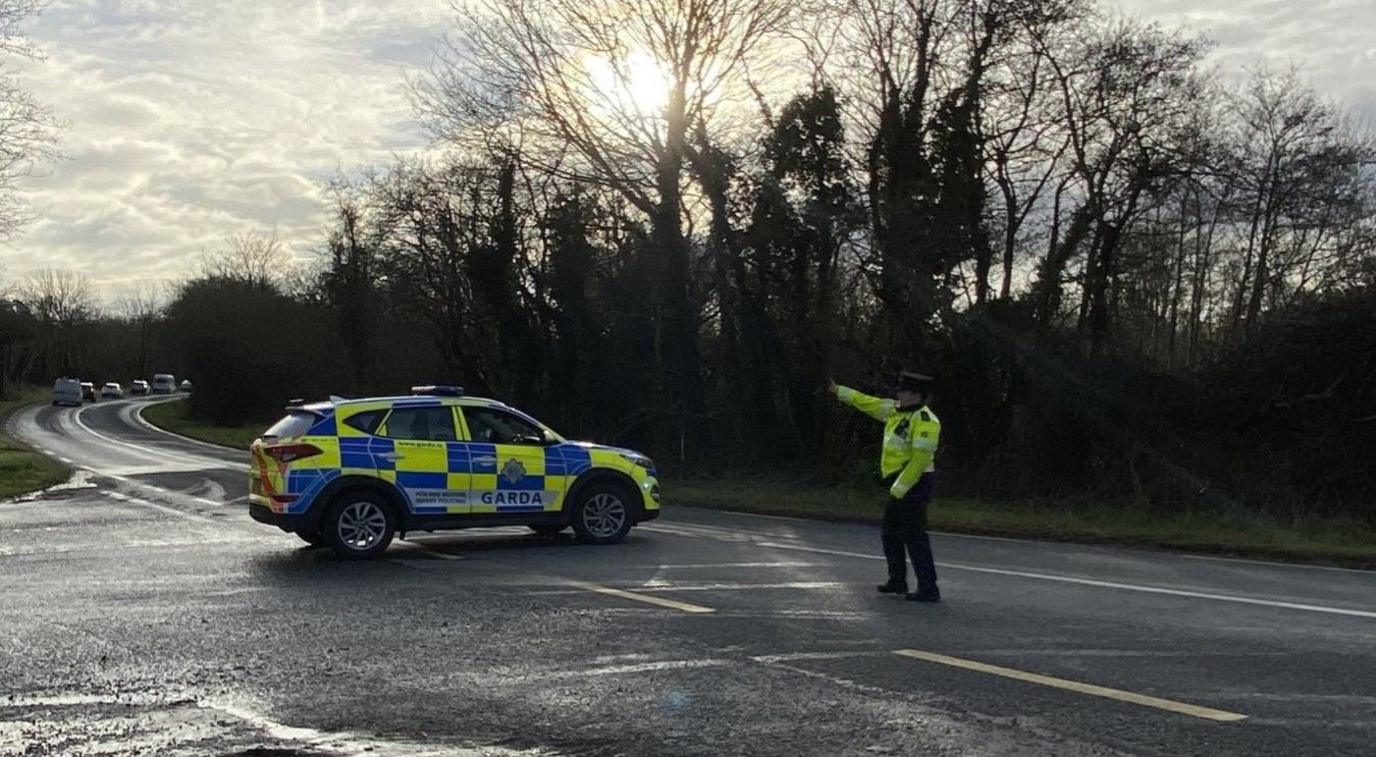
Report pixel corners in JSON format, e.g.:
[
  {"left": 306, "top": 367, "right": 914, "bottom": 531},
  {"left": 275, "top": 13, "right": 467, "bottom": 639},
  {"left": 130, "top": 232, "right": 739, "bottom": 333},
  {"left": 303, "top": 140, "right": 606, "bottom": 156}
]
[{"left": 585, "top": 49, "right": 672, "bottom": 118}]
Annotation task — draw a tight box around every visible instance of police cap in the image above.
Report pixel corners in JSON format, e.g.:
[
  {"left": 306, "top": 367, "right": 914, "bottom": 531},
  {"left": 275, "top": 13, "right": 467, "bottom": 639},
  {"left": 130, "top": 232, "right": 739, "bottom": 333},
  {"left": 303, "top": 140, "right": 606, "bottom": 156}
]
[{"left": 896, "top": 370, "right": 934, "bottom": 393}]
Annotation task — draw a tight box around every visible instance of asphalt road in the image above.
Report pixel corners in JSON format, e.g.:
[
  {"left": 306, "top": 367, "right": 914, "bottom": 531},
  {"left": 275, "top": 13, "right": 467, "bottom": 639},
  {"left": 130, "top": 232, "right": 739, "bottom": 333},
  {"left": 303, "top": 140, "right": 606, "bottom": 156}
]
[{"left": 2, "top": 398, "right": 1374, "bottom": 756}]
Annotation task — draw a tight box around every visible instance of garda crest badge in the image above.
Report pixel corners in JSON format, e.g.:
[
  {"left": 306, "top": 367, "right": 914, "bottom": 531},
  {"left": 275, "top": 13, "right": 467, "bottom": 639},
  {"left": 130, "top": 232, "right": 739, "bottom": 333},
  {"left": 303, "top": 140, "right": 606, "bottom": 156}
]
[{"left": 501, "top": 459, "right": 526, "bottom": 484}]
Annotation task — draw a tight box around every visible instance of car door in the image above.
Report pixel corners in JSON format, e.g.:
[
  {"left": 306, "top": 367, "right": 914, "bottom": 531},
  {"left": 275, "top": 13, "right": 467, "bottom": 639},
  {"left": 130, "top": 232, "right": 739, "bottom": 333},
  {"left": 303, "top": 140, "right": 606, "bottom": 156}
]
[
  {"left": 377, "top": 404, "right": 469, "bottom": 515},
  {"left": 458, "top": 405, "right": 563, "bottom": 514}
]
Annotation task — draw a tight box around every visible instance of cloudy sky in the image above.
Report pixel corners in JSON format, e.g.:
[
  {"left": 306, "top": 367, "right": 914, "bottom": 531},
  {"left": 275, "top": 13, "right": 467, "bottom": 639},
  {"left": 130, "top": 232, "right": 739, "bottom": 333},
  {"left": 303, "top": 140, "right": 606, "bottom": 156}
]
[{"left": 2, "top": 0, "right": 1373, "bottom": 301}]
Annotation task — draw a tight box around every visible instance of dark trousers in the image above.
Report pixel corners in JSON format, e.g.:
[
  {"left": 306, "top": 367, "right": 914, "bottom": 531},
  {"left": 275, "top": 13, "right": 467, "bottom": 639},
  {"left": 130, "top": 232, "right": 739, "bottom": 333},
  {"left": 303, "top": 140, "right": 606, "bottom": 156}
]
[{"left": 881, "top": 473, "right": 937, "bottom": 591}]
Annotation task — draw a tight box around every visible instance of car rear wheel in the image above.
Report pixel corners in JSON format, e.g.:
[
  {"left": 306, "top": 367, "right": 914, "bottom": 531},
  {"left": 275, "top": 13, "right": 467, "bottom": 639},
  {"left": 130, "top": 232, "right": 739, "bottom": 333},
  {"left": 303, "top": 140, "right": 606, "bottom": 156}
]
[
  {"left": 323, "top": 492, "right": 396, "bottom": 559},
  {"left": 571, "top": 483, "right": 634, "bottom": 544}
]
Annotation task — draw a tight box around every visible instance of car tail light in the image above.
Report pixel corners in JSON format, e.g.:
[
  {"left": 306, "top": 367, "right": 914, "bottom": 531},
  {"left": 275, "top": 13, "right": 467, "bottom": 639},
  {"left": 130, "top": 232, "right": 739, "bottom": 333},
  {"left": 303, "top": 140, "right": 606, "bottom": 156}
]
[{"left": 263, "top": 443, "right": 323, "bottom": 464}]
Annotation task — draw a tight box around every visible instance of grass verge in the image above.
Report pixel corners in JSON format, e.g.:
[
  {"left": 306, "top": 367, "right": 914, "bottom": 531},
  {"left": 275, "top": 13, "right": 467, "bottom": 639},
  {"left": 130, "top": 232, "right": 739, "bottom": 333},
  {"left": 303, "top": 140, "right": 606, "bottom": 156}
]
[
  {"left": 140, "top": 399, "right": 266, "bottom": 450},
  {"left": 673, "top": 477, "right": 1376, "bottom": 569},
  {"left": 0, "top": 386, "right": 71, "bottom": 499}
]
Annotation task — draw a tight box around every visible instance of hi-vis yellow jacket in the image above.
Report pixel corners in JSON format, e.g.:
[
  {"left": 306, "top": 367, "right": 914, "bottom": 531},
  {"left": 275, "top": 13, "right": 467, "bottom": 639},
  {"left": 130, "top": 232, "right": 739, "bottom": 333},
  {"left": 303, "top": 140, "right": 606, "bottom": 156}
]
[{"left": 833, "top": 385, "right": 940, "bottom": 499}]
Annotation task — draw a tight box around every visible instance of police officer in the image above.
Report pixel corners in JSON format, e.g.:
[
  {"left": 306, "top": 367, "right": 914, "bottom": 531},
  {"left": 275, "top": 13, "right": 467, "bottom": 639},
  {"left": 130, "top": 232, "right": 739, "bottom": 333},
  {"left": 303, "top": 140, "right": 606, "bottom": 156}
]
[{"left": 830, "top": 371, "right": 942, "bottom": 602}]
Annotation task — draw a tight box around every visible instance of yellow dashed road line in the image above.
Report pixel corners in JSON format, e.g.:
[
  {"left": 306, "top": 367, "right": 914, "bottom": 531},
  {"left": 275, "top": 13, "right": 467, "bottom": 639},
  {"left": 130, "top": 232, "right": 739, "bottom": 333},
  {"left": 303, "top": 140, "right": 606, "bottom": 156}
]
[
  {"left": 567, "top": 580, "right": 715, "bottom": 614},
  {"left": 893, "top": 649, "right": 1247, "bottom": 722}
]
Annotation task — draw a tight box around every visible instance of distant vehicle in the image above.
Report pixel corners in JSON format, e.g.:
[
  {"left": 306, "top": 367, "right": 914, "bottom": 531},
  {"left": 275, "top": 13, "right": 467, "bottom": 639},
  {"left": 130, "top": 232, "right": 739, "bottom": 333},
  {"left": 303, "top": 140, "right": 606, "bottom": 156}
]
[
  {"left": 80, "top": 382, "right": 97, "bottom": 402},
  {"left": 248, "top": 385, "right": 661, "bottom": 559},
  {"left": 151, "top": 374, "right": 176, "bottom": 395},
  {"left": 179, "top": 379, "right": 193, "bottom": 393},
  {"left": 100, "top": 382, "right": 124, "bottom": 399},
  {"left": 131, "top": 380, "right": 150, "bottom": 396},
  {"left": 52, "top": 378, "right": 82, "bottom": 407}
]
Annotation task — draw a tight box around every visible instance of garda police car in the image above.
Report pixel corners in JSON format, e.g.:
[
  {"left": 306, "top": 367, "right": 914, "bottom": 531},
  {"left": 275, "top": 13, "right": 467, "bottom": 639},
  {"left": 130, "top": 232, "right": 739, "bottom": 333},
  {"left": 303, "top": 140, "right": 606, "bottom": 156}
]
[{"left": 248, "top": 386, "right": 660, "bottom": 558}]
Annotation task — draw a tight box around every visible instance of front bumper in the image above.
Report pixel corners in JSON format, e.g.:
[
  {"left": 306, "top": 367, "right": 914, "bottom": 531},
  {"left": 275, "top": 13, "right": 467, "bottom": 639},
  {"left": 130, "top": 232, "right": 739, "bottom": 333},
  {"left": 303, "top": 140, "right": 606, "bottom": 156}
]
[
  {"left": 637, "top": 507, "right": 661, "bottom": 523},
  {"left": 636, "top": 477, "right": 661, "bottom": 522}
]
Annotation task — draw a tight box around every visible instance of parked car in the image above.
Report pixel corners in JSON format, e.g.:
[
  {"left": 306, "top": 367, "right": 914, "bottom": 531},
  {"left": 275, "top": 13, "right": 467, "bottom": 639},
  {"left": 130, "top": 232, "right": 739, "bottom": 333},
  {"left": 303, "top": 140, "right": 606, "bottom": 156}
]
[
  {"left": 100, "top": 382, "right": 124, "bottom": 399},
  {"left": 151, "top": 374, "right": 176, "bottom": 395},
  {"left": 131, "top": 380, "right": 150, "bottom": 396},
  {"left": 179, "top": 379, "right": 194, "bottom": 393},
  {"left": 80, "top": 382, "right": 97, "bottom": 402},
  {"left": 52, "top": 378, "right": 82, "bottom": 407},
  {"left": 248, "top": 385, "right": 660, "bottom": 558}
]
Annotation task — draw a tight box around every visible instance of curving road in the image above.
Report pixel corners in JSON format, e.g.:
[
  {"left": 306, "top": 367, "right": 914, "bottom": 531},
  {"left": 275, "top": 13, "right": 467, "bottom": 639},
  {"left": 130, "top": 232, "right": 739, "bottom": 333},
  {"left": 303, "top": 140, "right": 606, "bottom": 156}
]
[{"left": 1, "top": 397, "right": 1374, "bottom": 755}]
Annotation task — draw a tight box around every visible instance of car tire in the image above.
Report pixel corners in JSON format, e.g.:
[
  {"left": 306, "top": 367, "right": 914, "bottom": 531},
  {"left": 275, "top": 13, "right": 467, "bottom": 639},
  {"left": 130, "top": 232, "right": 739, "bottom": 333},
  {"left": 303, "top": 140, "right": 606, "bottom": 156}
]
[
  {"left": 296, "top": 530, "right": 326, "bottom": 547},
  {"left": 529, "top": 524, "right": 567, "bottom": 537},
  {"left": 322, "top": 491, "right": 396, "bottom": 559},
  {"left": 570, "top": 482, "right": 634, "bottom": 544}
]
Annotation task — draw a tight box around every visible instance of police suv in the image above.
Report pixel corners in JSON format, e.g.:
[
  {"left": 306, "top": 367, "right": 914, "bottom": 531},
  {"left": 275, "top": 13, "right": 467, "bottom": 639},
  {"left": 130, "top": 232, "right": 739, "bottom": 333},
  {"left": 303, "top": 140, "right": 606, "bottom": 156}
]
[{"left": 248, "top": 386, "right": 661, "bottom": 558}]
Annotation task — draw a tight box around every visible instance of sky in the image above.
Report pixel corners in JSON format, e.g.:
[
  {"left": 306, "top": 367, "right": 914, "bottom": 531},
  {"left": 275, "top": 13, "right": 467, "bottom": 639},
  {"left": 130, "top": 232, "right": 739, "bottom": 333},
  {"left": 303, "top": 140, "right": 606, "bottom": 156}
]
[{"left": 1, "top": 0, "right": 1373, "bottom": 303}]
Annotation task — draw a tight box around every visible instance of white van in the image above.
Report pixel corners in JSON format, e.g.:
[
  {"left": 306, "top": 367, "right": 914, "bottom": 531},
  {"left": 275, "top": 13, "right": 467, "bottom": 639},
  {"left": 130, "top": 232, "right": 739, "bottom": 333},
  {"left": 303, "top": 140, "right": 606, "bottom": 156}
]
[
  {"left": 151, "top": 374, "right": 176, "bottom": 395},
  {"left": 52, "top": 378, "right": 82, "bottom": 407}
]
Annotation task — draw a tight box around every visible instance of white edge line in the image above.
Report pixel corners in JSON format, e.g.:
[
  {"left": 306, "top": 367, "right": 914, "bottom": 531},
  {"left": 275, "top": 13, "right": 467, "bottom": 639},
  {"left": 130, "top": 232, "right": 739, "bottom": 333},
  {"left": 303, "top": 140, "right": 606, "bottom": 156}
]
[
  {"left": 680, "top": 508, "right": 1375, "bottom": 576},
  {"left": 103, "top": 490, "right": 217, "bottom": 525},
  {"left": 72, "top": 402, "right": 249, "bottom": 473},
  {"left": 132, "top": 398, "right": 251, "bottom": 454},
  {"left": 748, "top": 540, "right": 1376, "bottom": 620}
]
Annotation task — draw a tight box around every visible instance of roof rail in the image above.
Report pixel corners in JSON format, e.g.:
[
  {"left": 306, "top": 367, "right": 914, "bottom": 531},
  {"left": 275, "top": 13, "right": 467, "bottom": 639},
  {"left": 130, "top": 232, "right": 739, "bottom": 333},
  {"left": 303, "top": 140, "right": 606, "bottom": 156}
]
[{"left": 411, "top": 385, "right": 464, "bottom": 397}]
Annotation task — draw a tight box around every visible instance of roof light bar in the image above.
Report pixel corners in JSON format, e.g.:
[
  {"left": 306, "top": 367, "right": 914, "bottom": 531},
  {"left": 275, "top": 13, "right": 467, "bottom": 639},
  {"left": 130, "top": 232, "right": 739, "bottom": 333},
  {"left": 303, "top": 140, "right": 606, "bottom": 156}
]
[{"left": 411, "top": 385, "right": 465, "bottom": 397}]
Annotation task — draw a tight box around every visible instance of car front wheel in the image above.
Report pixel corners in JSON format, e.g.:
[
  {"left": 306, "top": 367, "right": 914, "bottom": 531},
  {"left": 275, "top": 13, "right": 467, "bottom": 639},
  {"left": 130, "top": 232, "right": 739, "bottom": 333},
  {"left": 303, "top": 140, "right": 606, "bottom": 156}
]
[
  {"left": 323, "top": 492, "right": 396, "bottom": 559},
  {"left": 570, "top": 483, "right": 634, "bottom": 544}
]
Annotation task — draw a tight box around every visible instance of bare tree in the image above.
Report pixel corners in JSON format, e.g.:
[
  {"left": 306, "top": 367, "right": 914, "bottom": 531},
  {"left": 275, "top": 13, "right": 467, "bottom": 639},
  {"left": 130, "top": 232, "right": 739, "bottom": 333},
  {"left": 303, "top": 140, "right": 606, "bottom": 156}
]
[
  {"left": 419, "top": 0, "right": 793, "bottom": 418},
  {"left": 21, "top": 268, "right": 96, "bottom": 378},
  {"left": 115, "top": 283, "right": 165, "bottom": 378},
  {"left": 0, "top": 0, "right": 60, "bottom": 238},
  {"left": 199, "top": 231, "right": 295, "bottom": 289},
  {"left": 1030, "top": 20, "right": 1209, "bottom": 353},
  {"left": 1222, "top": 67, "right": 1376, "bottom": 334}
]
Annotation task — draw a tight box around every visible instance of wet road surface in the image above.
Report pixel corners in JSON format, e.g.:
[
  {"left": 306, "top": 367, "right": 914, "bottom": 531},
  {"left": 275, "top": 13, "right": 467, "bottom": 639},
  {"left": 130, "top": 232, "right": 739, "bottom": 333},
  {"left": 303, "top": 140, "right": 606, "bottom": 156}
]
[{"left": 2, "top": 398, "right": 1374, "bottom": 755}]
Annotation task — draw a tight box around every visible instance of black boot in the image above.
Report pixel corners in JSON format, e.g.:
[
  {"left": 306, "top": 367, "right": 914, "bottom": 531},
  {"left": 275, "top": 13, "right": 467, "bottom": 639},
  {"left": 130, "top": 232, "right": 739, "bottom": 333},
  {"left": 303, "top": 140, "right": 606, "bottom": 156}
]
[
  {"left": 876, "top": 582, "right": 908, "bottom": 594},
  {"left": 906, "top": 587, "right": 941, "bottom": 603}
]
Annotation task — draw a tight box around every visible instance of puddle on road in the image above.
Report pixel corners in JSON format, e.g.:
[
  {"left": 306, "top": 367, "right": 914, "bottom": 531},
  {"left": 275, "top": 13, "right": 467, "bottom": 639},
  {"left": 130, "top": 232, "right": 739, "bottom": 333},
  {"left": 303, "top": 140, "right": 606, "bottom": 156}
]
[
  {"left": 0, "top": 691, "right": 552, "bottom": 756},
  {"left": 4, "top": 470, "right": 99, "bottom": 504}
]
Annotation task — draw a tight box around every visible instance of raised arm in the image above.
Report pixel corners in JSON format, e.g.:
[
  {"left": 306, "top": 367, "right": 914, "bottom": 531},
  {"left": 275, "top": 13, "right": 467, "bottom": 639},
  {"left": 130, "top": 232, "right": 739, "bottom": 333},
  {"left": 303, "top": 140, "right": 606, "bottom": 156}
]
[{"left": 831, "top": 383, "right": 895, "bottom": 422}]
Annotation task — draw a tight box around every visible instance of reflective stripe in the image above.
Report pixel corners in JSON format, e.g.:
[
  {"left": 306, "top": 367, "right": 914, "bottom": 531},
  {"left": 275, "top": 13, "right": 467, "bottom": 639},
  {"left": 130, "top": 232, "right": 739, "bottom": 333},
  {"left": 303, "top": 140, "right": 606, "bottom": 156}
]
[{"left": 912, "top": 438, "right": 938, "bottom": 451}]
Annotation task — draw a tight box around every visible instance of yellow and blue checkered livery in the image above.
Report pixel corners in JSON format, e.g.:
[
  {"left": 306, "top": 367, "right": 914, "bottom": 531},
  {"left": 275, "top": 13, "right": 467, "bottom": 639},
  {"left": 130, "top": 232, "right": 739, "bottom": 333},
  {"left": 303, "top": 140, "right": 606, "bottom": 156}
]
[{"left": 248, "top": 390, "right": 660, "bottom": 557}]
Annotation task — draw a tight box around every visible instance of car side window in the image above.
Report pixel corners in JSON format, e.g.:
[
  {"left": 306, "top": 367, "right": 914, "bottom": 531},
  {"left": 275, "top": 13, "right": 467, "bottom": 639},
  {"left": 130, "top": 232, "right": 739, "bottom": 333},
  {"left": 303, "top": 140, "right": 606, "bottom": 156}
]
[
  {"left": 342, "top": 409, "right": 384, "bottom": 435},
  {"left": 463, "top": 407, "right": 544, "bottom": 445},
  {"left": 381, "top": 407, "right": 457, "bottom": 442}
]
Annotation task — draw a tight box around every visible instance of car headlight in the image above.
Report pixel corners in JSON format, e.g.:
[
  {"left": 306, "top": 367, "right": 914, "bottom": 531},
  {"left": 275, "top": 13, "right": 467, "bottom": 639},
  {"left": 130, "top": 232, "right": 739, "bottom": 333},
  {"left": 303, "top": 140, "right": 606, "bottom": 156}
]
[{"left": 619, "top": 451, "right": 655, "bottom": 471}]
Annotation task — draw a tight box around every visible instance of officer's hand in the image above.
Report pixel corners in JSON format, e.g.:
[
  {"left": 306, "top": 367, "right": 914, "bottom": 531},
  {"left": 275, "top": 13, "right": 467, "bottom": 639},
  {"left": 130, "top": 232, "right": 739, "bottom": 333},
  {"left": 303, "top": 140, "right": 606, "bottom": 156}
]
[{"left": 827, "top": 379, "right": 837, "bottom": 394}]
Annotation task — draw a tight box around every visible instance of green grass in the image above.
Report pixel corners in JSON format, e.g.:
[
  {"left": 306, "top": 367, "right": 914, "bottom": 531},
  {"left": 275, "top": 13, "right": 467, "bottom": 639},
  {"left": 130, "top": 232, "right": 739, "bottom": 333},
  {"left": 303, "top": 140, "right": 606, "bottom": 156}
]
[
  {"left": 140, "top": 399, "right": 267, "bottom": 450},
  {"left": 0, "top": 386, "right": 71, "bottom": 499},
  {"left": 672, "top": 477, "right": 1376, "bottom": 568}
]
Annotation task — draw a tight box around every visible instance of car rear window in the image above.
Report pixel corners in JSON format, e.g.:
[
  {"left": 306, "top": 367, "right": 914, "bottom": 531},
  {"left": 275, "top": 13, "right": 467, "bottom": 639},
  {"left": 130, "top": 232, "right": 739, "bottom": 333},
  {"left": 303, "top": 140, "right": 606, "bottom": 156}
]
[
  {"left": 342, "top": 409, "right": 384, "bottom": 435},
  {"left": 262, "top": 410, "right": 320, "bottom": 439}
]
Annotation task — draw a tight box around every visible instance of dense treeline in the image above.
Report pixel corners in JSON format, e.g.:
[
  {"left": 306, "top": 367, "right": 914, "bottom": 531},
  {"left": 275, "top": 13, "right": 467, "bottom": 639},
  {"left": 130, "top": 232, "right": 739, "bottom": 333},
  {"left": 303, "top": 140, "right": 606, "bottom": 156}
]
[{"left": 3, "top": 0, "right": 1373, "bottom": 521}]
